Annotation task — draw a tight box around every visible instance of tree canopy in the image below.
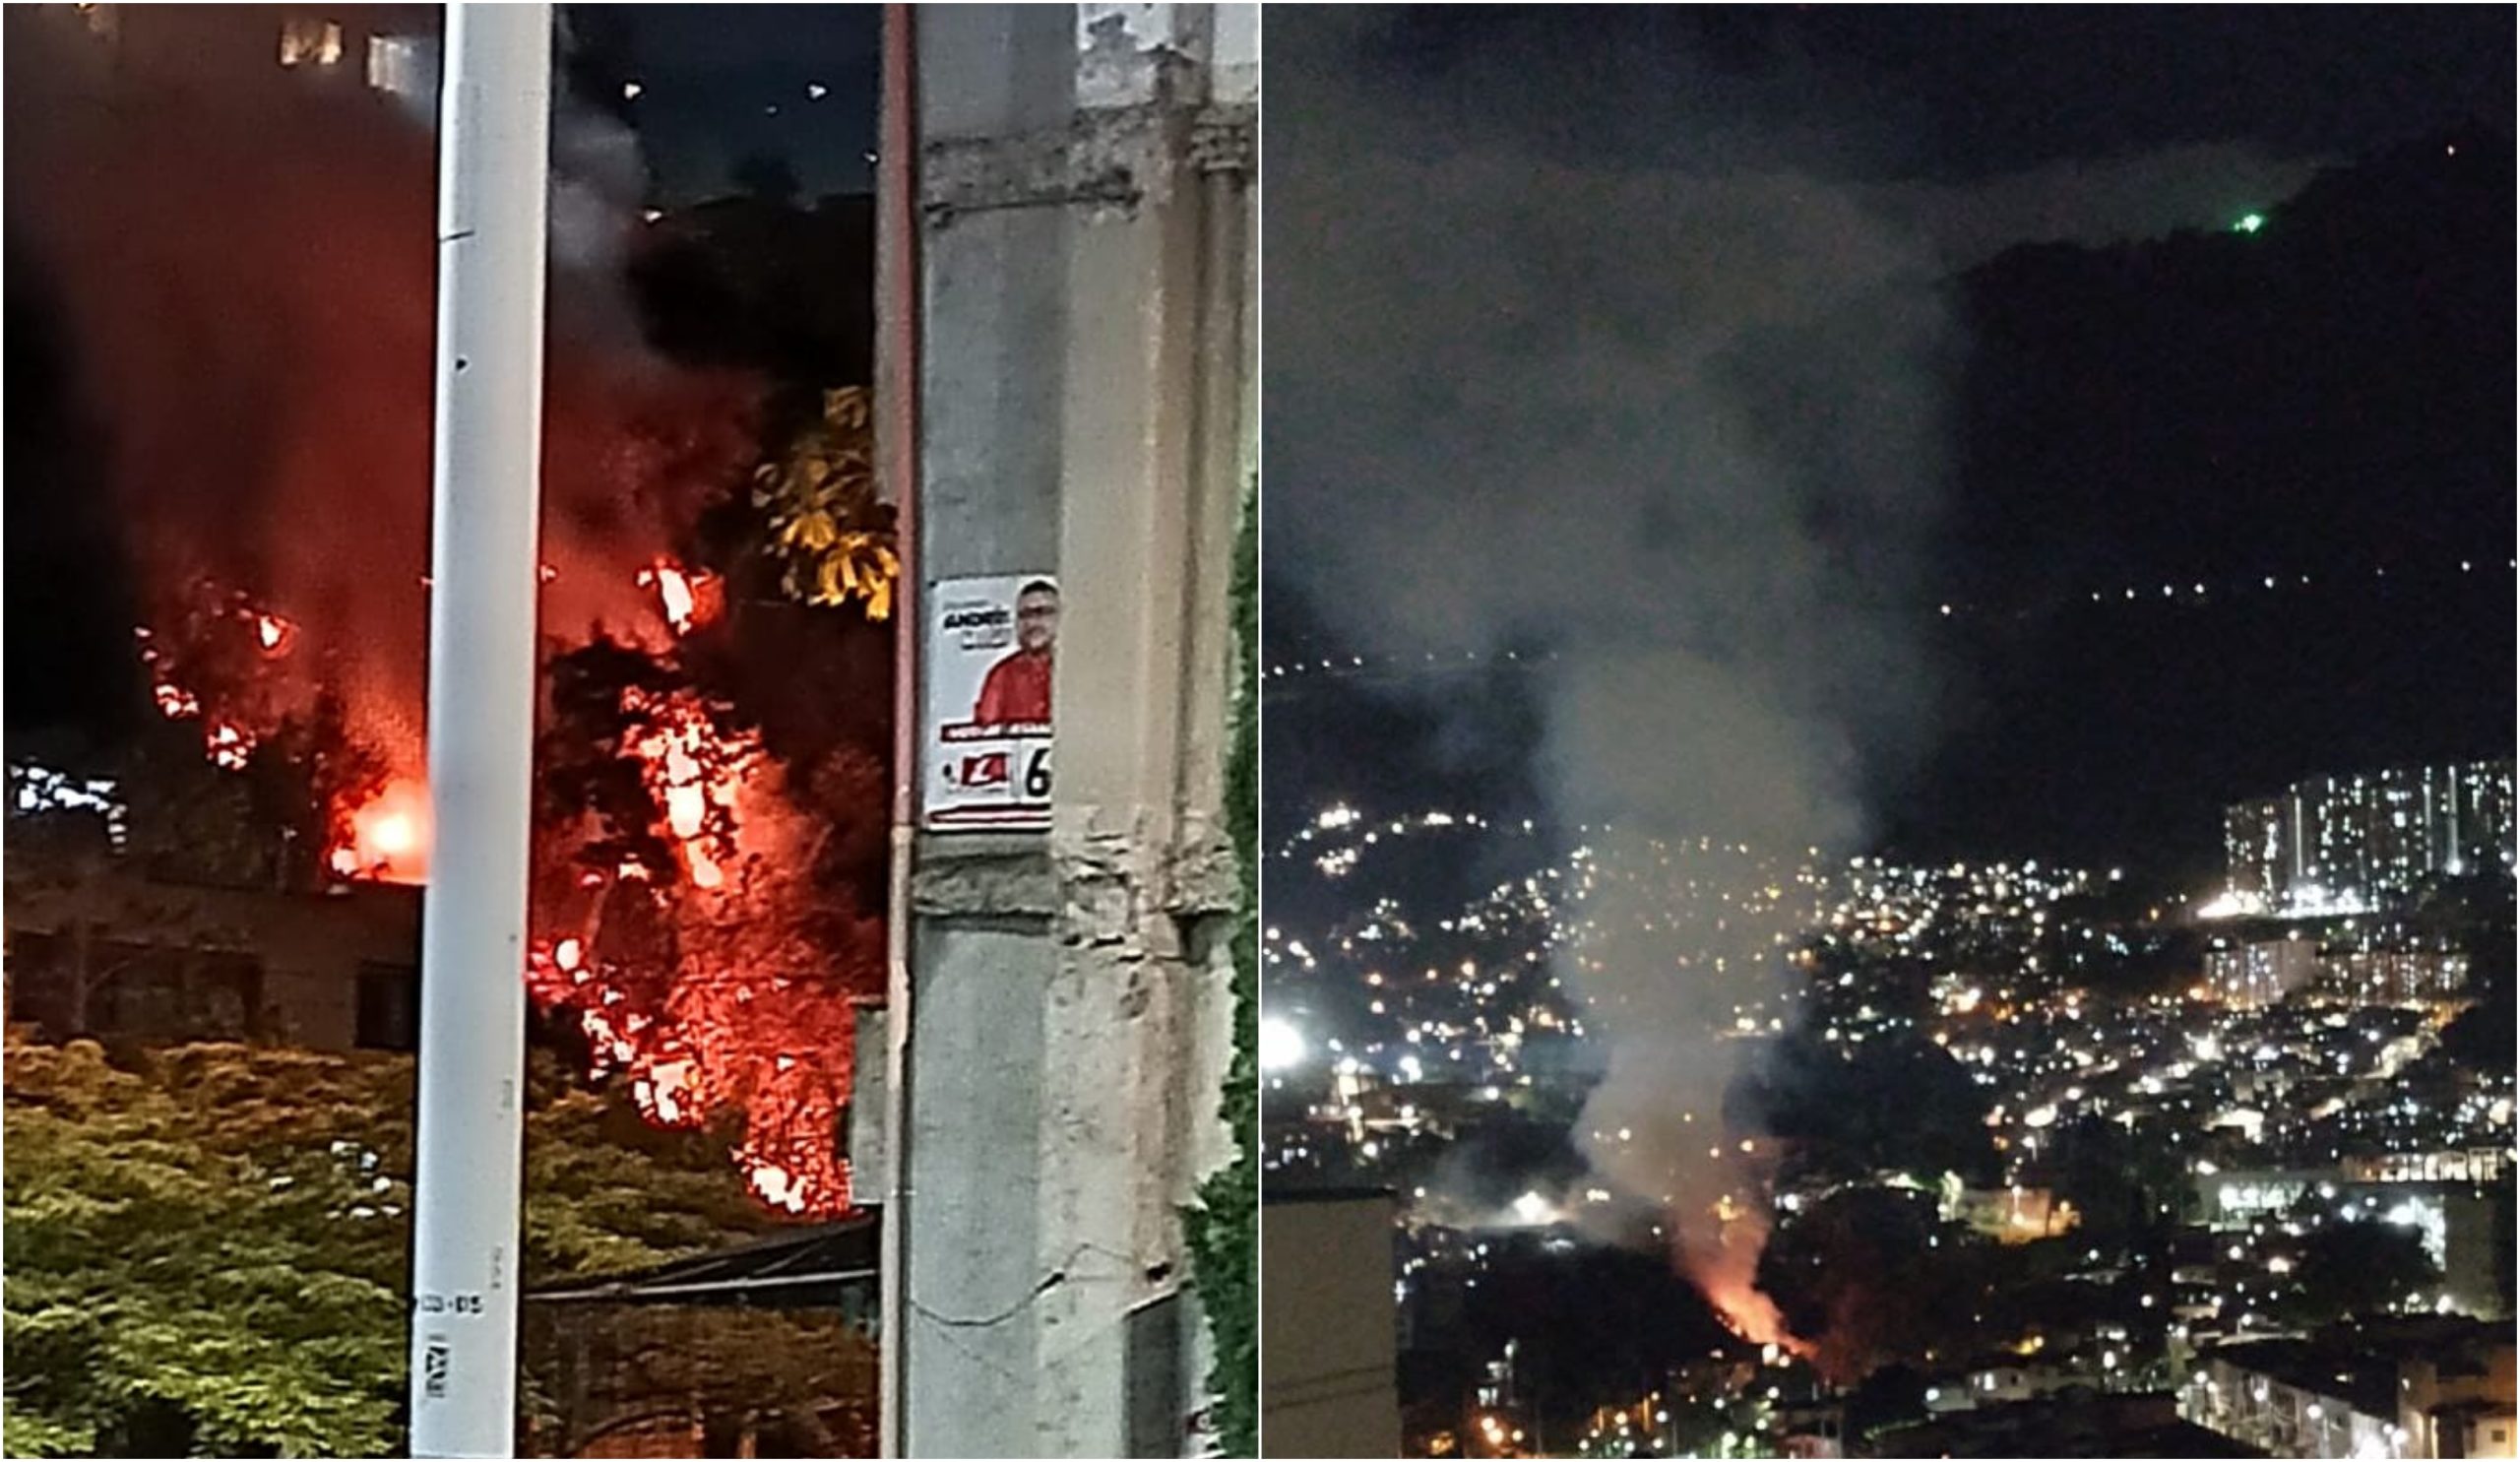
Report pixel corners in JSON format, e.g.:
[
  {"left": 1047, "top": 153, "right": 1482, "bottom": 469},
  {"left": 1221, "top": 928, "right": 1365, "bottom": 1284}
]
[
  {"left": 2, "top": 1036, "right": 800, "bottom": 1458},
  {"left": 2274, "top": 1219, "right": 2441, "bottom": 1329},
  {"left": 749, "top": 388, "right": 898, "bottom": 620}
]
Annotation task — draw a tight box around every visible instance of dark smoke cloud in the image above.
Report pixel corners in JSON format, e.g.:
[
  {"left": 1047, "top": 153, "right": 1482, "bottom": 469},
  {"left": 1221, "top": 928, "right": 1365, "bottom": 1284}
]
[
  {"left": 1267, "top": 9, "right": 1953, "bottom": 1321},
  {"left": 5, "top": 5, "right": 757, "bottom": 778}
]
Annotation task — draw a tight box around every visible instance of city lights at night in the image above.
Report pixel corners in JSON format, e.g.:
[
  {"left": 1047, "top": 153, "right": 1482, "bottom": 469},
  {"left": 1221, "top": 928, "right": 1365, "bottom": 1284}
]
[{"left": 1260, "top": 6, "right": 2511, "bottom": 1459}]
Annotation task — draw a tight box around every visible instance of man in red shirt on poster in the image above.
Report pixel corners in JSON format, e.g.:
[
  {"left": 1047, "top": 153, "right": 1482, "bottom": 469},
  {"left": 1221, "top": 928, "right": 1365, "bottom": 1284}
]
[{"left": 973, "top": 580, "right": 1057, "bottom": 726}]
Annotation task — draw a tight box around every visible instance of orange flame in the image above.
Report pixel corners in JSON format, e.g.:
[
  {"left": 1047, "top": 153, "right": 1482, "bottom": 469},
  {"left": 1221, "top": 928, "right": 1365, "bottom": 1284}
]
[
  {"left": 1680, "top": 1184, "right": 1817, "bottom": 1363},
  {"left": 206, "top": 720, "right": 254, "bottom": 770},
  {"left": 340, "top": 779, "right": 430, "bottom": 883},
  {"left": 1700, "top": 1270, "right": 1809, "bottom": 1359},
  {"left": 127, "top": 576, "right": 865, "bottom": 1218},
  {"left": 519, "top": 677, "right": 865, "bottom": 1217}
]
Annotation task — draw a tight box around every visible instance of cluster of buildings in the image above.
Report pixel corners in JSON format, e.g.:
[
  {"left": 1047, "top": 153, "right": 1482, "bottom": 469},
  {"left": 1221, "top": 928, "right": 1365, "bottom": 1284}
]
[
  {"left": 2186, "top": 1319, "right": 2514, "bottom": 1460},
  {"left": 2221, "top": 760, "right": 2515, "bottom": 918},
  {"left": 1261, "top": 750, "right": 2513, "bottom": 1458},
  {"left": 2201, "top": 936, "right": 2473, "bottom": 1010}
]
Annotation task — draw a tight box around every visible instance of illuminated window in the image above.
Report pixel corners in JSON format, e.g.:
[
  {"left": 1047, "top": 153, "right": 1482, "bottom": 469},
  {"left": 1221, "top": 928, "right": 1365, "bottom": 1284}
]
[
  {"left": 365, "top": 33, "right": 428, "bottom": 95},
  {"left": 279, "top": 17, "right": 344, "bottom": 68}
]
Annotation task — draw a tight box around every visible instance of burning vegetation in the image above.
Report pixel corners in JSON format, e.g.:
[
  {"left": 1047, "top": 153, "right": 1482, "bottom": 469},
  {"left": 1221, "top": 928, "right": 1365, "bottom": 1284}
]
[
  {"left": 8, "top": 7, "right": 894, "bottom": 1217},
  {"left": 113, "top": 540, "right": 890, "bottom": 1218}
]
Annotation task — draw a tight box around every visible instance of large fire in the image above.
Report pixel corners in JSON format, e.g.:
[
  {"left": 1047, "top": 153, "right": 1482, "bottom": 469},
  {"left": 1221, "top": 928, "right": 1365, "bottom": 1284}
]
[
  {"left": 134, "top": 557, "right": 881, "bottom": 1217},
  {"left": 14, "top": 7, "right": 887, "bottom": 1219}
]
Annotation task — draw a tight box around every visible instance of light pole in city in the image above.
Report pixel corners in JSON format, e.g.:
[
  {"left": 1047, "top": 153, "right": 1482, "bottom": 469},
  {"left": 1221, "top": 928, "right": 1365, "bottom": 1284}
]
[{"left": 405, "top": 5, "right": 551, "bottom": 1456}]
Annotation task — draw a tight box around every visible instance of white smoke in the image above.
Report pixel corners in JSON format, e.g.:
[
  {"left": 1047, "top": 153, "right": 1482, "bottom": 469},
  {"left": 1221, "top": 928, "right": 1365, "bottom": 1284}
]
[{"left": 1267, "top": 10, "right": 1953, "bottom": 1324}]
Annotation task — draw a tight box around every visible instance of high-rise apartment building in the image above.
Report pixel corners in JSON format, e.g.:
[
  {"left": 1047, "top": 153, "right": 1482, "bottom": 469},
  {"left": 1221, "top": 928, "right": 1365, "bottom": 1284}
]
[{"left": 2222, "top": 761, "right": 2515, "bottom": 916}]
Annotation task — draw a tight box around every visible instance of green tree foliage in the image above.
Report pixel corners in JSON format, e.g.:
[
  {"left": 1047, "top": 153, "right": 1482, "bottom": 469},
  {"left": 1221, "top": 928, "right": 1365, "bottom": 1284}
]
[
  {"left": 3, "top": 1037, "right": 784, "bottom": 1458},
  {"left": 2276, "top": 1220, "right": 2441, "bottom": 1328},
  {"left": 1184, "top": 488, "right": 1258, "bottom": 1455},
  {"left": 751, "top": 389, "right": 899, "bottom": 619}
]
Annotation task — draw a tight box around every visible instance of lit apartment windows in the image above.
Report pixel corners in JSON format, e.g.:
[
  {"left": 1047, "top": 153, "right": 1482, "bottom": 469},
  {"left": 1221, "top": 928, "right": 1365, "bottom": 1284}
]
[{"left": 278, "top": 17, "right": 343, "bottom": 68}]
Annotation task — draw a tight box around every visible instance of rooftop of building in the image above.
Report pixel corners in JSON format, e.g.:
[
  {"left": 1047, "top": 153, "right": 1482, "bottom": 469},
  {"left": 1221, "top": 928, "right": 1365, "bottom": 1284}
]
[
  {"left": 1867, "top": 1393, "right": 2262, "bottom": 1458},
  {"left": 2206, "top": 1317, "right": 2516, "bottom": 1418}
]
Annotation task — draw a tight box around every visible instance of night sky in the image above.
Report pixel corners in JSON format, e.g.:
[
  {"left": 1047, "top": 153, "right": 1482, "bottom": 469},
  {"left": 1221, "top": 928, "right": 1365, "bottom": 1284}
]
[
  {"left": 1351, "top": 7, "right": 2512, "bottom": 177},
  {"left": 574, "top": 5, "right": 879, "bottom": 204},
  {"left": 1264, "top": 6, "right": 2516, "bottom": 881}
]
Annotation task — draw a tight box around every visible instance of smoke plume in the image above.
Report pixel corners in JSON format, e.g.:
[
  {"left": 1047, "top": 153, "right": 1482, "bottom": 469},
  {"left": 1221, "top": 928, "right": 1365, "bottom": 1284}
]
[{"left": 1268, "top": 11, "right": 1952, "bottom": 1346}]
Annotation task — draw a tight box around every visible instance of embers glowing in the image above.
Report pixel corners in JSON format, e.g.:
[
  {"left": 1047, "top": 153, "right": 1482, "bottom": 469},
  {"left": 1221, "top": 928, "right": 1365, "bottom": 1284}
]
[
  {"left": 134, "top": 591, "right": 307, "bottom": 773},
  {"left": 622, "top": 685, "right": 749, "bottom": 889},
  {"left": 637, "top": 559, "right": 721, "bottom": 637},
  {"left": 638, "top": 1056, "right": 699, "bottom": 1124},
  {"left": 749, "top": 1163, "right": 804, "bottom": 1213},
  {"left": 206, "top": 722, "right": 255, "bottom": 770}
]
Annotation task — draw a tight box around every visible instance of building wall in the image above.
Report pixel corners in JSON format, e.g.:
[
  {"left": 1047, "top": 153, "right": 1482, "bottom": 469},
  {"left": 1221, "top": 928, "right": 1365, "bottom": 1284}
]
[
  {"left": 1261, "top": 1193, "right": 1402, "bottom": 1458},
  {"left": 2321, "top": 947, "right": 2472, "bottom": 1005},
  {"left": 2204, "top": 936, "right": 2318, "bottom": 1007},
  {"left": 2190, "top": 1328, "right": 2516, "bottom": 1459},
  {"left": 895, "top": 7, "right": 1254, "bottom": 1455},
  {"left": 5, "top": 874, "right": 420, "bottom": 1050}
]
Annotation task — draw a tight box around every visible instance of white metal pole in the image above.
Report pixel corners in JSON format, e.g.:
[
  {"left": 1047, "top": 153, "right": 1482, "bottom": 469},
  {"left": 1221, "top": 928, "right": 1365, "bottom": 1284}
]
[{"left": 407, "top": 6, "right": 551, "bottom": 1457}]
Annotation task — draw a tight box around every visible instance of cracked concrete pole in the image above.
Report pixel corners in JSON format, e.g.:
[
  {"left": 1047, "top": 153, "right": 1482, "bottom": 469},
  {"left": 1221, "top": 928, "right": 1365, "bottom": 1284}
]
[{"left": 876, "top": 5, "right": 1255, "bottom": 1456}]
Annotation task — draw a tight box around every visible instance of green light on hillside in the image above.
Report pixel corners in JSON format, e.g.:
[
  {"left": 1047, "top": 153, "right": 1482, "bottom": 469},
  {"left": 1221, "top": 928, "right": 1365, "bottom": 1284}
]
[{"left": 2235, "top": 213, "right": 2266, "bottom": 234}]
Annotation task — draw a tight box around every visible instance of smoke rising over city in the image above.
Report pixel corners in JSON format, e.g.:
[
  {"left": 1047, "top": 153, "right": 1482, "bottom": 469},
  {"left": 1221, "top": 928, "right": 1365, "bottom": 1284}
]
[{"left": 1268, "top": 10, "right": 1954, "bottom": 1338}]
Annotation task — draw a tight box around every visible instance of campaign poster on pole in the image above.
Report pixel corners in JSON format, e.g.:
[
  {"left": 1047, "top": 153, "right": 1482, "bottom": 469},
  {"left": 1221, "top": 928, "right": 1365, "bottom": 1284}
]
[{"left": 923, "top": 574, "right": 1057, "bottom": 830}]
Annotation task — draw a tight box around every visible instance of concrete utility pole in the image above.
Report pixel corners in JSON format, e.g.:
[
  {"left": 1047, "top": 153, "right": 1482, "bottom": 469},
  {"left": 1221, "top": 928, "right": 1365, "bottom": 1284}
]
[
  {"left": 872, "top": 4, "right": 1257, "bottom": 1455},
  {"left": 406, "top": 5, "right": 551, "bottom": 1456}
]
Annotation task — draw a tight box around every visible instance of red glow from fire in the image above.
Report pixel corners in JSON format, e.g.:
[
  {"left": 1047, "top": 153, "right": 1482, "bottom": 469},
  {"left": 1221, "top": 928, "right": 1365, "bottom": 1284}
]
[
  {"left": 518, "top": 675, "right": 872, "bottom": 1216},
  {"left": 206, "top": 721, "right": 254, "bottom": 770},
  {"left": 1701, "top": 1271, "right": 1811, "bottom": 1360},
  {"left": 1673, "top": 1178, "right": 1819, "bottom": 1367},
  {"left": 132, "top": 573, "right": 873, "bottom": 1218}
]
